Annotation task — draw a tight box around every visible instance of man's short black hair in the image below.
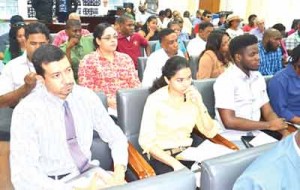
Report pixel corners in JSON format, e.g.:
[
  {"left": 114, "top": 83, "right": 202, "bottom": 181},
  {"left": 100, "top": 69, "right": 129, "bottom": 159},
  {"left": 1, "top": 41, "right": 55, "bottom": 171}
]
[
  {"left": 32, "top": 44, "right": 65, "bottom": 77},
  {"left": 290, "top": 45, "right": 300, "bottom": 65},
  {"left": 25, "top": 22, "right": 50, "bottom": 40},
  {"left": 158, "top": 28, "right": 175, "bottom": 43},
  {"left": 229, "top": 34, "right": 258, "bottom": 61},
  {"left": 198, "top": 22, "right": 214, "bottom": 31}
]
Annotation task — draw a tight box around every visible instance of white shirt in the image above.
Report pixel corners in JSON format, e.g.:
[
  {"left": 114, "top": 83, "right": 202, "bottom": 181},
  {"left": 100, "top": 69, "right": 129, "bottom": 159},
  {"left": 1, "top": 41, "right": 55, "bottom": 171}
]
[
  {"left": 226, "top": 28, "right": 244, "bottom": 39},
  {"left": 187, "top": 35, "right": 206, "bottom": 57},
  {"left": 10, "top": 84, "right": 128, "bottom": 190},
  {"left": 213, "top": 65, "right": 269, "bottom": 140},
  {"left": 142, "top": 48, "right": 184, "bottom": 87},
  {"left": 0, "top": 52, "right": 35, "bottom": 95},
  {"left": 135, "top": 12, "right": 151, "bottom": 25}
]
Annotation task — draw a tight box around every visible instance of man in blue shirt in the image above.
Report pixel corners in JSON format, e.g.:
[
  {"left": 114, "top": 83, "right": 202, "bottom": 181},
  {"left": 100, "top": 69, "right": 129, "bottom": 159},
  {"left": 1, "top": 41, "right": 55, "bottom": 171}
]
[
  {"left": 268, "top": 45, "right": 300, "bottom": 124},
  {"left": 233, "top": 129, "right": 300, "bottom": 190},
  {"left": 258, "top": 28, "right": 283, "bottom": 75}
]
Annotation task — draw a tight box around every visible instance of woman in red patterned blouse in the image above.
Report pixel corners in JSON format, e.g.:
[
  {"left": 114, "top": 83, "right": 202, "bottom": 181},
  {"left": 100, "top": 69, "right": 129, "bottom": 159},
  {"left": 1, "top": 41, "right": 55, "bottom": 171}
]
[{"left": 78, "top": 23, "right": 140, "bottom": 110}]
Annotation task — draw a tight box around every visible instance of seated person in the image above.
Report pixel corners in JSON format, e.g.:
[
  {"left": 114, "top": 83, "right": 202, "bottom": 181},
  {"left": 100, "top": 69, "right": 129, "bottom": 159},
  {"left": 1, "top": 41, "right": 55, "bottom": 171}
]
[
  {"left": 233, "top": 129, "right": 300, "bottom": 190},
  {"left": 214, "top": 34, "right": 289, "bottom": 146},
  {"left": 139, "top": 56, "right": 219, "bottom": 175},
  {"left": 225, "top": 15, "right": 244, "bottom": 39},
  {"left": 197, "top": 30, "right": 231, "bottom": 79},
  {"left": 258, "top": 28, "right": 283, "bottom": 76},
  {"left": 268, "top": 45, "right": 300, "bottom": 124},
  {"left": 52, "top": 13, "right": 90, "bottom": 47},
  {"left": 78, "top": 23, "right": 140, "bottom": 110},
  {"left": 60, "top": 19, "right": 94, "bottom": 80},
  {"left": 142, "top": 28, "right": 184, "bottom": 87},
  {"left": 138, "top": 15, "right": 160, "bottom": 41},
  {"left": 155, "top": 21, "right": 189, "bottom": 59},
  {"left": 2, "top": 21, "right": 26, "bottom": 64},
  {"left": 0, "top": 22, "right": 49, "bottom": 108},
  {"left": 187, "top": 22, "right": 214, "bottom": 57},
  {"left": 10, "top": 44, "right": 128, "bottom": 189}
]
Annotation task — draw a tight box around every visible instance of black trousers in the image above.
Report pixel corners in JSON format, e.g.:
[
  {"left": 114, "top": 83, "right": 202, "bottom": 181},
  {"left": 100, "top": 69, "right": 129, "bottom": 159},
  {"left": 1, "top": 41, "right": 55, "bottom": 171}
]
[{"left": 147, "top": 134, "right": 204, "bottom": 175}]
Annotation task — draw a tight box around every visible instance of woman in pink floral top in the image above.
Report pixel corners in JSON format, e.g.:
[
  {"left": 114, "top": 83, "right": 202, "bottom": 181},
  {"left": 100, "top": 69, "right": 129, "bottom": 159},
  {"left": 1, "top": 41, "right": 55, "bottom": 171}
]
[{"left": 78, "top": 23, "right": 140, "bottom": 109}]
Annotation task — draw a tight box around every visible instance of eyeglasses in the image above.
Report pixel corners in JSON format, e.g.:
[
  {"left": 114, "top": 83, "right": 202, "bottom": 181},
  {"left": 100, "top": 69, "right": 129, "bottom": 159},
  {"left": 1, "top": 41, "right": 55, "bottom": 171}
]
[
  {"left": 100, "top": 35, "right": 118, "bottom": 40},
  {"left": 11, "top": 22, "right": 25, "bottom": 28}
]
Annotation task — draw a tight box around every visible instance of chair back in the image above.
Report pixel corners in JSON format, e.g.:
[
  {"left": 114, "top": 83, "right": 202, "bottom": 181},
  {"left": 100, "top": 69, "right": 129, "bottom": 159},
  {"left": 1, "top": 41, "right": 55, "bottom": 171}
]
[
  {"left": 96, "top": 91, "right": 108, "bottom": 110},
  {"left": 149, "top": 40, "right": 159, "bottom": 54},
  {"left": 137, "top": 57, "right": 148, "bottom": 81},
  {"left": 117, "top": 87, "right": 150, "bottom": 152},
  {"left": 193, "top": 79, "right": 217, "bottom": 118},
  {"left": 201, "top": 143, "right": 275, "bottom": 190},
  {"left": 189, "top": 56, "right": 200, "bottom": 79},
  {"left": 0, "top": 108, "right": 13, "bottom": 141}
]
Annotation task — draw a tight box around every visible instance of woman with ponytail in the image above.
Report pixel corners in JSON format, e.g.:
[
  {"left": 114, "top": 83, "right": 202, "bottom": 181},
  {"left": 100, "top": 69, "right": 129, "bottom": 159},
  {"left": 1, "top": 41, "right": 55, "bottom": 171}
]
[{"left": 139, "top": 56, "right": 219, "bottom": 174}]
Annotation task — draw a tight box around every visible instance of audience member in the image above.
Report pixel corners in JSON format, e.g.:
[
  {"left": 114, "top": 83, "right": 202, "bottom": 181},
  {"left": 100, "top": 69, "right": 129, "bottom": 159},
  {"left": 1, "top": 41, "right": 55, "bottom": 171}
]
[
  {"left": 242, "top": 14, "right": 257, "bottom": 32},
  {"left": 226, "top": 14, "right": 244, "bottom": 39},
  {"left": 197, "top": 30, "right": 231, "bottom": 79},
  {"left": 285, "top": 19, "right": 300, "bottom": 53},
  {"left": 217, "top": 14, "right": 227, "bottom": 29},
  {"left": 0, "top": 15, "right": 24, "bottom": 60},
  {"left": 268, "top": 45, "right": 300, "bottom": 124},
  {"left": 162, "top": 8, "right": 172, "bottom": 28},
  {"left": 10, "top": 44, "right": 128, "bottom": 189},
  {"left": 187, "top": 22, "right": 214, "bottom": 57},
  {"left": 60, "top": 19, "right": 94, "bottom": 80},
  {"left": 193, "top": 10, "right": 212, "bottom": 34},
  {"left": 139, "top": 56, "right": 218, "bottom": 174},
  {"left": 173, "top": 17, "right": 190, "bottom": 42},
  {"left": 55, "top": 0, "right": 78, "bottom": 23},
  {"left": 116, "top": 15, "right": 149, "bottom": 69},
  {"left": 142, "top": 28, "right": 184, "bottom": 87},
  {"left": 233, "top": 129, "right": 300, "bottom": 190},
  {"left": 287, "top": 19, "right": 299, "bottom": 36},
  {"left": 2, "top": 21, "right": 26, "bottom": 64},
  {"left": 155, "top": 21, "right": 189, "bottom": 59},
  {"left": 144, "top": 0, "right": 159, "bottom": 14},
  {"left": 214, "top": 34, "right": 289, "bottom": 146},
  {"left": 272, "top": 23, "right": 288, "bottom": 64},
  {"left": 182, "top": 11, "right": 193, "bottom": 36},
  {"left": 32, "top": 0, "right": 54, "bottom": 23},
  {"left": 157, "top": 10, "right": 166, "bottom": 29},
  {"left": 52, "top": 13, "right": 90, "bottom": 47},
  {"left": 0, "top": 22, "right": 49, "bottom": 108},
  {"left": 192, "top": 10, "right": 202, "bottom": 27},
  {"left": 78, "top": 23, "right": 140, "bottom": 110},
  {"left": 249, "top": 18, "right": 265, "bottom": 41},
  {"left": 138, "top": 15, "right": 159, "bottom": 41},
  {"left": 258, "top": 28, "right": 283, "bottom": 75},
  {"left": 135, "top": 4, "right": 151, "bottom": 29}
]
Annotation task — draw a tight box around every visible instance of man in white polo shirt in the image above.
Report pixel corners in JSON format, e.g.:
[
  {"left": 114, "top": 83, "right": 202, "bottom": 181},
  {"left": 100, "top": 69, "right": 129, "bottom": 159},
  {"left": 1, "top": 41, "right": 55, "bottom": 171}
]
[
  {"left": 0, "top": 22, "right": 49, "bottom": 108},
  {"left": 213, "top": 34, "right": 289, "bottom": 147}
]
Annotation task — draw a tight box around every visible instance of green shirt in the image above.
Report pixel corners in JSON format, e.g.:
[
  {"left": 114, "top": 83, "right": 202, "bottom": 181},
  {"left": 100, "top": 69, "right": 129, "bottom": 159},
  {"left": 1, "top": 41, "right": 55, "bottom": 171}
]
[
  {"left": 60, "top": 36, "right": 95, "bottom": 80},
  {"left": 3, "top": 47, "right": 24, "bottom": 65}
]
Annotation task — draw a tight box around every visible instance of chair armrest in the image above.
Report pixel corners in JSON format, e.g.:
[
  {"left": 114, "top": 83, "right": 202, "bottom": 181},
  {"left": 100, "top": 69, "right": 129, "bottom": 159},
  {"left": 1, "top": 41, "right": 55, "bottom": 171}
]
[
  {"left": 287, "top": 124, "right": 297, "bottom": 133},
  {"left": 128, "top": 142, "right": 156, "bottom": 179},
  {"left": 193, "top": 128, "right": 239, "bottom": 150}
]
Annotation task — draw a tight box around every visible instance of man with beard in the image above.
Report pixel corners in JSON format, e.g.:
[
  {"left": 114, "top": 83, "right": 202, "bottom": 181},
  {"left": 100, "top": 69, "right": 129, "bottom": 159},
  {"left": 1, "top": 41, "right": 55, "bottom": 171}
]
[
  {"left": 10, "top": 45, "right": 128, "bottom": 189},
  {"left": 214, "top": 34, "right": 289, "bottom": 148},
  {"left": 258, "top": 28, "right": 283, "bottom": 75},
  {"left": 60, "top": 19, "right": 94, "bottom": 80}
]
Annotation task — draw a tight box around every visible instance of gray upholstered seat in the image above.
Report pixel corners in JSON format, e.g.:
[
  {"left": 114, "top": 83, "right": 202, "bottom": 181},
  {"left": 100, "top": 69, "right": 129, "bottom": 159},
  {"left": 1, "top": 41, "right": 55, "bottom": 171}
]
[
  {"left": 0, "top": 108, "right": 13, "bottom": 141},
  {"left": 193, "top": 79, "right": 216, "bottom": 118},
  {"left": 137, "top": 57, "right": 147, "bottom": 82},
  {"left": 201, "top": 143, "right": 275, "bottom": 190},
  {"left": 189, "top": 56, "right": 200, "bottom": 79}
]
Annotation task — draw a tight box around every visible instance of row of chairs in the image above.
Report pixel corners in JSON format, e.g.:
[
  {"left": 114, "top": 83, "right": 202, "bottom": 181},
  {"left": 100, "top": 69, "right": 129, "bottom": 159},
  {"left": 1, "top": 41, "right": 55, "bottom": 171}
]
[{"left": 0, "top": 77, "right": 281, "bottom": 189}]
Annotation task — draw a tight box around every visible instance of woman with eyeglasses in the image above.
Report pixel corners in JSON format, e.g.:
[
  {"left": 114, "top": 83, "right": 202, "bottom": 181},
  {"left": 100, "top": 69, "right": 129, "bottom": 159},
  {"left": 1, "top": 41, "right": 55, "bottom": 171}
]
[
  {"left": 78, "top": 23, "right": 140, "bottom": 111},
  {"left": 3, "top": 22, "right": 26, "bottom": 65}
]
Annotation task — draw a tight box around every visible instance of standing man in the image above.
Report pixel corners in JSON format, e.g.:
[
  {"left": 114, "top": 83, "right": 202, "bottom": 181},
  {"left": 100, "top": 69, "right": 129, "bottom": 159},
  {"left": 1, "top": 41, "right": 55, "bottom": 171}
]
[
  {"left": 214, "top": 34, "right": 289, "bottom": 146},
  {"left": 116, "top": 15, "right": 149, "bottom": 69},
  {"left": 258, "top": 28, "right": 283, "bottom": 76},
  {"left": 55, "top": 0, "right": 78, "bottom": 23},
  {"left": 10, "top": 45, "right": 128, "bottom": 189},
  {"left": 32, "top": 0, "right": 54, "bottom": 23},
  {"left": 0, "top": 22, "right": 50, "bottom": 108}
]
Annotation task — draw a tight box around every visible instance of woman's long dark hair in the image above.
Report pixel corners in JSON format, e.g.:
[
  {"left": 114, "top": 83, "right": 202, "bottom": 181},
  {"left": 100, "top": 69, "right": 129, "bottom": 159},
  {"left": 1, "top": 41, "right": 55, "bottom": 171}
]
[
  {"left": 149, "top": 56, "right": 189, "bottom": 93},
  {"left": 9, "top": 26, "right": 24, "bottom": 59},
  {"left": 200, "top": 30, "right": 230, "bottom": 66}
]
